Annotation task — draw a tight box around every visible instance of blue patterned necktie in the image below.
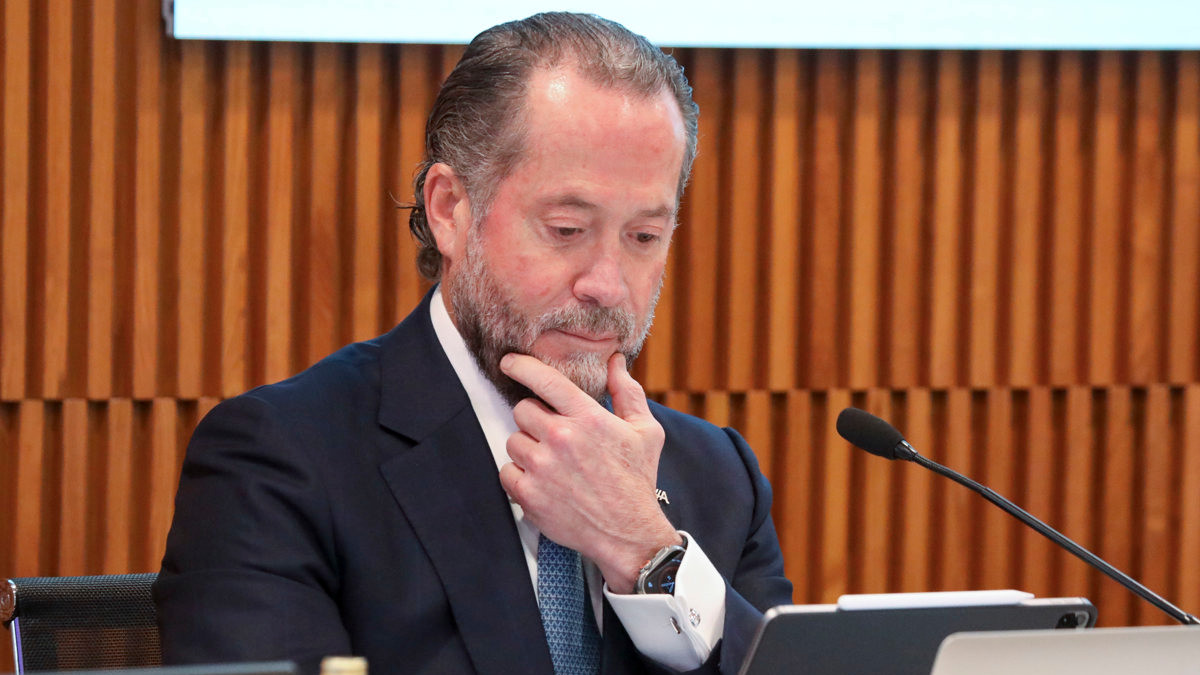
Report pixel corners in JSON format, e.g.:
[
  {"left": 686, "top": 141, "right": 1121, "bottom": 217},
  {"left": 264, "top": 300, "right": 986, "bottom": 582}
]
[{"left": 537, "top": 534, "right": 602, "bottom": 674}]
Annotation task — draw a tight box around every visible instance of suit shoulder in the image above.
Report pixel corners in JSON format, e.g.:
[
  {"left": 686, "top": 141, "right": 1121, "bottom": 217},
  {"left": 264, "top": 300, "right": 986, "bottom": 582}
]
[
  {"left": 239, "top": 336, "right": 384, "bottom": 413},
  {"left": 648, "top": 400, "right": 757, "bottom": 464},
  {"left": 648, "top": 399, "right": 770, "bottom": 487},
  {"left": 647, "top": 399, "right": 726, "bottom": 442}
]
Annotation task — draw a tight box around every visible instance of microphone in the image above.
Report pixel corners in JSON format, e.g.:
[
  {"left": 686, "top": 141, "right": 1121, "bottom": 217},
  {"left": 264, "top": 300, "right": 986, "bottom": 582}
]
[{"left": 835, "top": 406, "right": 1200, "bottom": 626}]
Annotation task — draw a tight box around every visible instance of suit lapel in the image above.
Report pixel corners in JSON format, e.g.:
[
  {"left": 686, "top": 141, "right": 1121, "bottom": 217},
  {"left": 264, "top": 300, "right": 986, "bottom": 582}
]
[
  {"left": 654, "top": 450, "right": 683, "bottom": 529},
  {"left": 376, "top": 291, "right": 554, "bottom": 675}
]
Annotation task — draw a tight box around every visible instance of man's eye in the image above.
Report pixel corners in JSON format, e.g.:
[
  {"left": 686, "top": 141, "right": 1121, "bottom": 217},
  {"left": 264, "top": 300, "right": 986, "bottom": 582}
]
[
  {"left": 634, "top": 232, "right": 659, "bottom": 244},
  {"left": 554, "top": 227, "right": 583, "bottom": 238}
]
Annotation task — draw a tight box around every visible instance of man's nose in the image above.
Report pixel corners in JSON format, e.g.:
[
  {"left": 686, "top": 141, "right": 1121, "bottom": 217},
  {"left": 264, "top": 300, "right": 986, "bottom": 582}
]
[{"left": 572, "top": 246, "right": 630, "bottom": 308}]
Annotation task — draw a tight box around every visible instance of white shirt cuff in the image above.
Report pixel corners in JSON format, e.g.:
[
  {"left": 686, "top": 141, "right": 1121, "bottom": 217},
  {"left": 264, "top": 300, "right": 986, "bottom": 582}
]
[{"left": 603, "top": 531, "right": 726, "bottom": 671}]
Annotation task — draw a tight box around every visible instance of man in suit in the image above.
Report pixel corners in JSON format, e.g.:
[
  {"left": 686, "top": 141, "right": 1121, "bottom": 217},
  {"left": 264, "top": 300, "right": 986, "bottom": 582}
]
[{"left": 155, "top": 12, "right": 792, "bottom": 675}]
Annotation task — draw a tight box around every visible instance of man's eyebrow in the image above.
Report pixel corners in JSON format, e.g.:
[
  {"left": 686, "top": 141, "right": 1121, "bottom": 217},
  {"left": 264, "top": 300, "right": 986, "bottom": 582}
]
[
  {"left": 539, "top": 195, "right": 599, "bottom": 211},
  {"left": 637, "top": 205, "right": 675, "bottom": 219},
  {"left": 538, "top": 196, "right": 676, "bottom": 219}
]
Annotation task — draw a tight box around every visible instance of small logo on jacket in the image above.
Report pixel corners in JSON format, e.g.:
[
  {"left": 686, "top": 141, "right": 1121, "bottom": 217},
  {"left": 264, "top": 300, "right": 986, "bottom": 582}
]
[{"left": 656, "top": 488, "right": 670, "bottom": 505}]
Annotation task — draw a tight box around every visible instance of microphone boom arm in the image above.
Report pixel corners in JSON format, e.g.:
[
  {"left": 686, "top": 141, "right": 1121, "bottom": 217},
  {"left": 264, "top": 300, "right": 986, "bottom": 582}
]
[{"left": 897, "top": 440, "right": 1200, "bottom": 626}]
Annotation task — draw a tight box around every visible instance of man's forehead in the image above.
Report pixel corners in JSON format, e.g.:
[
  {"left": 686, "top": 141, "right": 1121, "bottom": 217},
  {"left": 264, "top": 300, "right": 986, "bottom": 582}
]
[{"left": 525, "top": 65, "right": 679, "bottom": 120}]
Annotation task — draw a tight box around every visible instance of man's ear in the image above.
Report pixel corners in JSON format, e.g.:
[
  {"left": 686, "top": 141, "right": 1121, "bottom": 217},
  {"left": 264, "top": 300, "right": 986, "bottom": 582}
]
[{"left": 423, "top": 162, "right": 472, "bottom": 263}]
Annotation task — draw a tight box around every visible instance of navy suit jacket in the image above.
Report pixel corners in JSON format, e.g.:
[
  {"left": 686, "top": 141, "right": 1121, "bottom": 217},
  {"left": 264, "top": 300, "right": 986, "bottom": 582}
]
[{"left": 154, "top": 292, "right": 792, "bottom": 674}]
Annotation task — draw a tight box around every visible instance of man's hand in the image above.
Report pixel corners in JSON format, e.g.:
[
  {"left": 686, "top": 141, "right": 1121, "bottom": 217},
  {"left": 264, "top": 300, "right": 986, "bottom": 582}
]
[{"left": 497, "top": 352, "right": 682, "bottom": 593}]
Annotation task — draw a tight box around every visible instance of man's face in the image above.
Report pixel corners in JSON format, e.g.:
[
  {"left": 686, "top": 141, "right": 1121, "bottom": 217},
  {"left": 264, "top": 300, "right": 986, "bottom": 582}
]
[{"left": 443, "top": 67, "right": 686, "bottom": 405}]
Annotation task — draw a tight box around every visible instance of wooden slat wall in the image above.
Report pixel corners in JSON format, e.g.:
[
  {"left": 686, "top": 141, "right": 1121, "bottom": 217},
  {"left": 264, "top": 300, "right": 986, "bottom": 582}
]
[{"left": 3, "top": 3, "right": 1200, "bottom": 662}]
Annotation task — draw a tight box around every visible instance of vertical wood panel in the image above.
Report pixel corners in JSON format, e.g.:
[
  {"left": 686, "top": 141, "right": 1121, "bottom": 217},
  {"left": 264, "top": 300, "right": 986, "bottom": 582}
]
[
  {"left": 1060, "top": 387, "right": 1094, "bottom": 597},
  {"left": 680, "top": 49, "right": 721, "bottom": 391},
  {"left": 888, "top": 53, "right": 926, "bottom": 388},
  {"left": 820, "top": 389, "right": 852, "bottom": 601},
  {"left": 87, "top": 0, "right": 117, "bottom": 399},
  {"left": 638, "top": 245, "right": 674, "bottom": 390},
  {"left": 777, "top": 389, "right": 806, "bottom": 598},
  {"left": 14, "top": 401, "right": 45, "bottom": 575},
  {"left": 351, "top": 44, "right": 383, "bottom": 342},
  {"left": 131, "top": 0, "right": 161, "bottom": 398},
  {"left": 701, "top": 391, "right": 730, "bottom": 429},
  {"left": 808, "top": 52, "right": 845, "bottom": 389},
  {"left": 1021, "top": 387, "right": 1056, "bottom": 597},
  {"left": 726, "top": 50, "right": 764, "bottom": 390},
  {"left": 41, "top": 0, "right": 73, "bottom": 398},
  {"left": 938, "top": 389, "right": 972, "bottom": 589},
  {"left": 1179, "top": 387, "right": 1200, "bottom": 614},
  {"left": 848, "top": 53, "right": 882, "bottom": 389},
  {"left": 1168, "top": 54, "right": 1200, "bottom": 385},
  {"left": 57, "top": 400, "right": 89, "bottom": 575},
  {"left": 438, "top": 46, "right": 463, "bottom": 82},
  {"left": 929, "top": 53, "right": 963, "bottom": 388},
  {"left": 1090, "top": 53, "right": 1123, "bottom": 385},
  {"left": 969, "top": 53, "right": 1002, "bottom": 386},
  {"left": 980, "top": 391, "right": 1014, "bottom": 588},
  {"left": 0, "top": 407, "right": 14, "bottom": 579},
  {"left": 176, "top": 41, "right": 209, "bottom": 398},
  {"left": 103, "top": 399, "right": 134, "bottom": 573},
  {"left": 1137, "top": 385, "right": 1172, "bottom": 624},
  {"left": 1099, "top": 387, "right": 1136, "bottom": 625},
  {"left": 146, "top": 399, "right": 179, "bottom": 573},
  {"left": 898, "top": 389, "right": 934, "bottom": 591},
  {"left": 305, "top": 43, "right": 344, "bottom": 368},
  {"left": 1048, "top": 53, "right": 1085, "bottom": 385},
  {"left": 264, "top": 44, "right": 298, "bottom": 384},
  {"left": 778, "top": 391, "right": 813, "bottom": 602},
  {"left": 220, "top": 43, "right": 252, "bottom": 396},
  {"left": 1130, "top": 54, "right": 1166, "bottom": 385},
  {"left": 0, "top": 0, "right": 31, "bottom": 400},
  {"left": 766, "top": 51, "right": 802, "bottom": 392},
  {"left": 740, "top": 391, "right": 773, "bottom": 482},
  {"left": 1008, "top": 52, "right": 1045, "bottom": 387},
  {"left": 857, "top": 389, "right": 892, "bottom": 592}
]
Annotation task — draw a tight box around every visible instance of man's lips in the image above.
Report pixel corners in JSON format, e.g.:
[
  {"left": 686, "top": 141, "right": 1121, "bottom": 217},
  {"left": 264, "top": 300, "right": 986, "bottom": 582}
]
[{"left": 549, "top": 329, "right": 620, "bottom": 346}]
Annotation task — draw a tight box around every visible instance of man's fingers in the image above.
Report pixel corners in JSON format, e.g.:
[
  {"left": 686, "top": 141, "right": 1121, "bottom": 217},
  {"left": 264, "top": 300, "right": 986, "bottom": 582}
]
[
  {"left": 501, "top": 353, "right": 594, "bottom": 415},
  {"left": 607, "top": 354, "right": 652, "bottom": 421},
  {"left": 498, "top": 461, "right": 525, "bottom": 503},
  {"left": 511, "top": 397, "right": 554, "bottom": 440},
  {"left": 505, "top": 428, "right": 537, "bottom": 462}
]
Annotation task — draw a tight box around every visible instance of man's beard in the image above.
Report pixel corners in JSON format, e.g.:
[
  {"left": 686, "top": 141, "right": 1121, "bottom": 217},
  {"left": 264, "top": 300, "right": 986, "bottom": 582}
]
[{"left": 446, "top": 236, "right": 660, "bottom": 408}]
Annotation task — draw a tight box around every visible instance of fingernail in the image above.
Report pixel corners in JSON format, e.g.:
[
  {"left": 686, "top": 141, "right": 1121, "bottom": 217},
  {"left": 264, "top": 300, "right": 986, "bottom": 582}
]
[{"left": 500, "top": 353, "right": 513, "bottom": 370}]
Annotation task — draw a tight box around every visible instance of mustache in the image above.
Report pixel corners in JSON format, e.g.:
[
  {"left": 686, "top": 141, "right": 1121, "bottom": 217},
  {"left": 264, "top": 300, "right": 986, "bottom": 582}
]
[{"left": 532, "top": 304, "right": 637, "bottom": 344}]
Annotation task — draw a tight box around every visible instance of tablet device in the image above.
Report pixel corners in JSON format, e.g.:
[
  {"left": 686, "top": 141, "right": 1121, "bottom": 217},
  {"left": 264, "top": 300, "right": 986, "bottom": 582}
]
[{"left": 738, "top": 596, "right": 1096, "bottom": 675}]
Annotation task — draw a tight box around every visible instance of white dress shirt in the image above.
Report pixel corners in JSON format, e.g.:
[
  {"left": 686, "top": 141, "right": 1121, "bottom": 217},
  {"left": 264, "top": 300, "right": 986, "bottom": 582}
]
[{"left": 429, "top": 287, "right": 726, "bottom": 671}]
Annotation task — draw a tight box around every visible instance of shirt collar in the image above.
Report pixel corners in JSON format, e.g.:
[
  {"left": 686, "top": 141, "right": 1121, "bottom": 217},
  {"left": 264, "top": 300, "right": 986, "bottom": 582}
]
[{"left": 429, "top": 285, "right": 519, "bottom": 471}]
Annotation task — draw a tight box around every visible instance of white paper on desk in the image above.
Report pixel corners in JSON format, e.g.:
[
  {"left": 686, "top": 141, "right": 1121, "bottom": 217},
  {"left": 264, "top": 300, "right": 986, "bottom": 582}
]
[{"left": 837, "top": 590, "right": 1034, "bottom": 610}]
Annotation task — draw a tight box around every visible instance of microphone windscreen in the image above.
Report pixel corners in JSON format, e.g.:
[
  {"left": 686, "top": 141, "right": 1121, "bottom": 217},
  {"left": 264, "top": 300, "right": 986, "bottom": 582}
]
[{"left": 836, "top": 407, "right": 906, "bottom": 459}]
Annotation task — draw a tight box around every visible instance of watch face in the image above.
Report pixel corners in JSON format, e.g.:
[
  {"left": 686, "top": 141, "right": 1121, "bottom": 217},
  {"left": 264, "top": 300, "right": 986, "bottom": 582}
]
[{"left": 644, "top": 560, "right": 682, "bottom": 594}]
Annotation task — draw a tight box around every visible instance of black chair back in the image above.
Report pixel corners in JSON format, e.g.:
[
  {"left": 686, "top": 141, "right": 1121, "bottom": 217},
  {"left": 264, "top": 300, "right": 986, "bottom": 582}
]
[{"left": 2, "top": 574, "right": 161, "bottom": 673}]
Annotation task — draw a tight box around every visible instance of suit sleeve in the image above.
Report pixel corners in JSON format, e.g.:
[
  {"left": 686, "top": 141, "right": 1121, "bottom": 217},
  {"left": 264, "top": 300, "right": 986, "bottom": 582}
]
[
  {"left": 153, "top": 394, "right": 350, "bottom": 674},
  {"left": 709, "top": 426, "right": 793, "bottom": 674}
]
